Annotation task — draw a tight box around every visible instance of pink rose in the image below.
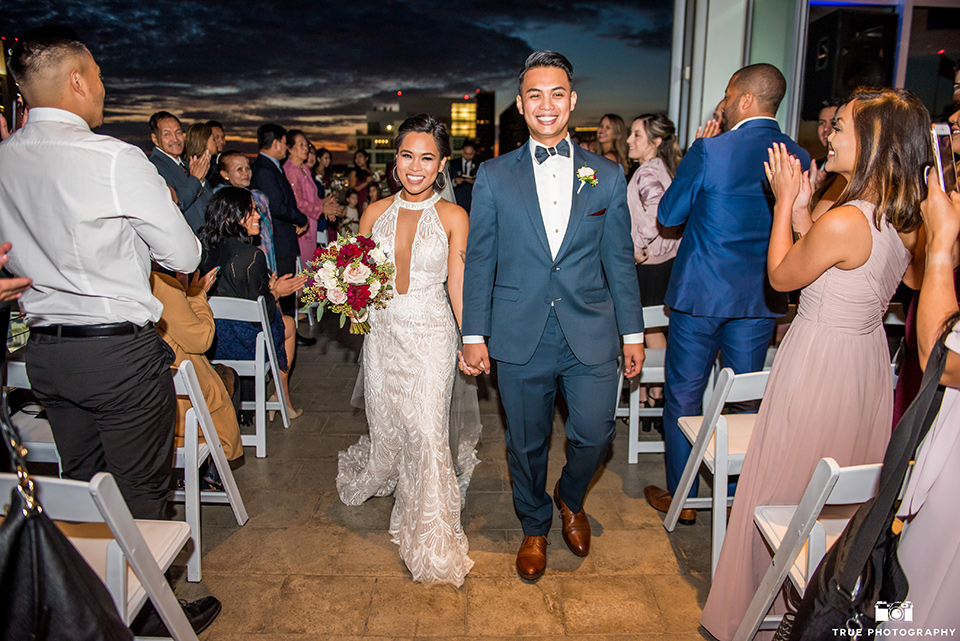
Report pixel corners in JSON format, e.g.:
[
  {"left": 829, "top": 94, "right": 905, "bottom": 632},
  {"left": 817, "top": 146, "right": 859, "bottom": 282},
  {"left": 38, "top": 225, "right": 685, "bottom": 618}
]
[
  {"left": 343, "top": 263, "right": 372, "bottom": 284},
  {"left": 326, "top": 287, "right": 348, "bottom": 305}
]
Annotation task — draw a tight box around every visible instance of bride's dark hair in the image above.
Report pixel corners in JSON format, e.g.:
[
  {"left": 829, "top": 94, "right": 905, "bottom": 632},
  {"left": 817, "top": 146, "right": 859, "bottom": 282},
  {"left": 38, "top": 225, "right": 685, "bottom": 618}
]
[{"left": 394, "top": 114, "right": 451, "bottom": 159}]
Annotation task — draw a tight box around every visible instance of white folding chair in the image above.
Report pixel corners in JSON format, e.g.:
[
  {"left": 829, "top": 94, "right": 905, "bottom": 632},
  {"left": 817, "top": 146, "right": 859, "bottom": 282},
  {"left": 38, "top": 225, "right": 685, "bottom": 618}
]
[
  {"left": 664, "top": 367, "right": 770, "bottom": 578},
  {"left": 0, "top": 472, "right": 198, "bottom": 640},
  {"left": 6, "top": 360, "right": 62, "bottom": 474},
  {"left": 733, "top": 458, "right": 884, "bottom": 640},
  {"left": 170, "top": 360, "right": 248, "bottom": 582},
  {"left": 295, "top": 256, "right": 318, "bottom": 328},
  {"left": 208, "top": 295, "right": 290, "bottom": 458},
  {"left": 616, "top": 305, "right": 669, "bottom": 463}
]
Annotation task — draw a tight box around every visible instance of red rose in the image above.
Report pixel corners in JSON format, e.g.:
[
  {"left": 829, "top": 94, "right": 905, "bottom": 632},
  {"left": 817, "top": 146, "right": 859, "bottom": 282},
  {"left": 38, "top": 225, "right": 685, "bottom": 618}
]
[{"left": 347, "top": 284, "right": 371, "bottom": 309}]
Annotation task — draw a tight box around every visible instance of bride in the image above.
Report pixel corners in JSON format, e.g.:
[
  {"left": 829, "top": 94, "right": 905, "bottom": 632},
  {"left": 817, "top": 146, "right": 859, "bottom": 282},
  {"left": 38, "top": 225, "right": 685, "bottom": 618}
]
[{"left": 336, "top": 114, "right": 477, "bottom": 586}]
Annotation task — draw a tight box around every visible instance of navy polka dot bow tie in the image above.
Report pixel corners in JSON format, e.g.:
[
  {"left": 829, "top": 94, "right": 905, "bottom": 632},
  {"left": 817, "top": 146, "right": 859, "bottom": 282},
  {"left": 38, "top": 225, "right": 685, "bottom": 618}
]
[{"left": 534, "top": 139, "right": 571, "bottom": 164}]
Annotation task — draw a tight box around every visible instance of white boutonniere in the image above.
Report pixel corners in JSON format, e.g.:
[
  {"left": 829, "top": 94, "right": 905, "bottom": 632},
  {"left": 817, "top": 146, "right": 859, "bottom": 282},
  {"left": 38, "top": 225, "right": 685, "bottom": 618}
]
[{"left": 577, "top": 164, "right": 598, "bottom": 194}]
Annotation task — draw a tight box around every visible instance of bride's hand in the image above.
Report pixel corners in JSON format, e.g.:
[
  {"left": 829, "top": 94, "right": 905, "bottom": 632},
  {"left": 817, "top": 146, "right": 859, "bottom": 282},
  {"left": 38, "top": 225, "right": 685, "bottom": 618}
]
[{"left": 458, "top": 350, "right": 480, "bottom": 376}]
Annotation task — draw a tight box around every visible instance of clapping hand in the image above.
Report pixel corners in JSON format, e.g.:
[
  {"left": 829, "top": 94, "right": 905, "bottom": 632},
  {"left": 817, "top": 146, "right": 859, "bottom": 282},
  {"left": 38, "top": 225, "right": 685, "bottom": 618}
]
[
  {"left": 321, "top": 195, "right": 341, "bottom": 221},
  {"left": 190, "top": 267, "right": 219, "bottom": 294},
  {"left": 695, "top": 119, "right": 721, "bottom": 139},
  {"left": 270, "top": 272, "right": 308, "bottom": 298},
  {"left": 764, "top": 143, "right": 802, "bottom": 209},
  {"left": 188, "top": 150, "right": 211, "bottom": 181}
]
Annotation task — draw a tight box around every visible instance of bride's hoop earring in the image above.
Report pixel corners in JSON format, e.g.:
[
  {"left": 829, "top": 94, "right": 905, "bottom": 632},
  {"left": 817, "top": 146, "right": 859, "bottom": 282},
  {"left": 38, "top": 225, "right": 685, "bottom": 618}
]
[
  {"left": 392, "top": 166, "right": 400, "bottom": 185},
  {"left": 435, "top": 172, "right": 446, "bottom": 190}
]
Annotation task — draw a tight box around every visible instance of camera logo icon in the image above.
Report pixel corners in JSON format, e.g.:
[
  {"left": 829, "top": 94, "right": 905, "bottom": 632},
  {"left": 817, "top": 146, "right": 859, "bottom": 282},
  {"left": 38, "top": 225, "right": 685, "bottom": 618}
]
[{"left": 875, "top": 601, "right": 913, "bottom": 622}]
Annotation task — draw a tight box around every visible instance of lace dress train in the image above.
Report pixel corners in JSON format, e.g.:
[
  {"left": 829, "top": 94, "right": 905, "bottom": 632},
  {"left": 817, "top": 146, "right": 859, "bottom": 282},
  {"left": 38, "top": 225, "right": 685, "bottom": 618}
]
[{"left": 337, "top": 194, "right": 476, "bottom": 586}]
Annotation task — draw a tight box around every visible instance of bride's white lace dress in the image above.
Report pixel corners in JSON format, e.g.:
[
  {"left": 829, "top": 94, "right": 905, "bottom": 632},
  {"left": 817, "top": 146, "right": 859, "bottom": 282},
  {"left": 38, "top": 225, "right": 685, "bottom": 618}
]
[{"left": 336, "top": 192, "right": 477, "bottom": 587}]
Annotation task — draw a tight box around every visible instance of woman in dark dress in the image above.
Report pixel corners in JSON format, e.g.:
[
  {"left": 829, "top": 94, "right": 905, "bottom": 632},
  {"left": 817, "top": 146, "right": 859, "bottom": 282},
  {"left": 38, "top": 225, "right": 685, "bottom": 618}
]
[
  {"left": 198, "top": 188, "right": 306, "bottom": 418},
  {"left": 348, "top": 149, "right": 374, "bottom": 211}
]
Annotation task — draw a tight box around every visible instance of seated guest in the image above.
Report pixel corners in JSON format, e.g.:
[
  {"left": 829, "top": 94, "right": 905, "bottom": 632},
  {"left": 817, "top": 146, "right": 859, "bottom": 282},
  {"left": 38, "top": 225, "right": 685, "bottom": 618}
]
[
  {"left": 149, "top": 111, "right": 211, "bottom": 233},
  {"left": 217, "top": 150, "right": 277, "bottom": 274},
  {"left": 625, "top": 113, "right": 683, "bottom": 410},
  {"left": 198, "top": 188, "right": 306, "bottom": 419},
  {"left": 700, "top": 88, "right": 927, "bottom": 641},
  {"left": 150, "top": 266, "right": 244, "bottom": 484},
  {"left": 886, "top": 177, "right": 960, "bottom": 631}
]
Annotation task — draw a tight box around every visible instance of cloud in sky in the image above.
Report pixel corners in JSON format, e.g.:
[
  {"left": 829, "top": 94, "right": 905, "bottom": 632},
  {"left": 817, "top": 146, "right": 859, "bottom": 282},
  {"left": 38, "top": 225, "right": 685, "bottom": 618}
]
[{"left": 2, "top": 1, "right": 672, "bottom": 154}]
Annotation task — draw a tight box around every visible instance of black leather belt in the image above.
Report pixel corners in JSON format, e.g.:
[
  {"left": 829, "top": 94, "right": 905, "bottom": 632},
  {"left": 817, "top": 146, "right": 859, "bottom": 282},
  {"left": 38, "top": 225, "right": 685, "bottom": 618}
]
[{"left": 31, "top": 322, "right": 152, "bottom": 338}]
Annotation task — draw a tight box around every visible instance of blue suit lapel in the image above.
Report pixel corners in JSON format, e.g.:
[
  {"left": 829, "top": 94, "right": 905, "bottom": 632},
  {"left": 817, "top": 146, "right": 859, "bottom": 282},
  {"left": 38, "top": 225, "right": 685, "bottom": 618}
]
[
  {"left": 513, "top": 148, "right": 552, "bottom": 259},
  {"left": 554, "top": 145, "right": 591, "bottom": 262}
]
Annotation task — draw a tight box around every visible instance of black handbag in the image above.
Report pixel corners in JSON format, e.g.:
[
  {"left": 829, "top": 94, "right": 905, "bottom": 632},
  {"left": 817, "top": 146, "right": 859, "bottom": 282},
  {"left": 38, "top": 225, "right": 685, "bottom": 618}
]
[
  {"left": 787, "top": 331, "right": 948, "bottom": 639},
  {"left": 0, "top": 305, "right": 134, "bottom": 640}
]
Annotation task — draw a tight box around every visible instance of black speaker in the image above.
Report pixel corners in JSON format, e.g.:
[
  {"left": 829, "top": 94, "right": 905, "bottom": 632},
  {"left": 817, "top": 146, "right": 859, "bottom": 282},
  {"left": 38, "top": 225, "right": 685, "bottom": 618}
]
[{"left": 802, "top": 10, "right": 899, "bottom": 120}]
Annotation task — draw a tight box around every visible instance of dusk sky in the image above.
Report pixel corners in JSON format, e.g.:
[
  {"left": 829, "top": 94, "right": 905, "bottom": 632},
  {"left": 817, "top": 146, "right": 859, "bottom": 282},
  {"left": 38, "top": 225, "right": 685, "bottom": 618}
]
[{"left": 2, "top": 1, "right": 672, "bottom": 158}]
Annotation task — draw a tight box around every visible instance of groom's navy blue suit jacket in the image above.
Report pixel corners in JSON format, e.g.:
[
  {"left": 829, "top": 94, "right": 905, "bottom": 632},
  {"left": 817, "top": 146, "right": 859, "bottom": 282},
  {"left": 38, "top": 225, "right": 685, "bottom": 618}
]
[{"left": 462, "top": 142, "right": 643, "bottom": 366}]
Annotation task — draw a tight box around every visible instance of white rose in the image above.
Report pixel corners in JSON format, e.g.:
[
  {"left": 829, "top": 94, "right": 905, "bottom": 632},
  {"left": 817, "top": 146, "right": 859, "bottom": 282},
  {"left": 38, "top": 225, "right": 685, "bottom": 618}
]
[
  {"left": 343, "top": 263, "right": 372, "bottom": 284},
  {"left": 368, "top": 279, "right": 381, "bottom": 297},
  {"left": 326, "top": 287, "right": 348, "bottom": 305},
  {"left": 321, "top": 274, "right": 339, "bottom": 292},
  {"left": 320, "top": 262, "right": 337, "bottom": 279},
  {"left": 370, "top": 248, "right": 387, "bottom": 265}
]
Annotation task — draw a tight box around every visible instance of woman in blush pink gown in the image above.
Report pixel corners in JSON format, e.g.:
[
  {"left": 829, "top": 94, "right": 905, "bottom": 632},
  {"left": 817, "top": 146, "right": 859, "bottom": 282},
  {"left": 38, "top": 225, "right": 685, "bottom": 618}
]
[{"left": 700, "top": 88, "right": 929, "bottom": 641}]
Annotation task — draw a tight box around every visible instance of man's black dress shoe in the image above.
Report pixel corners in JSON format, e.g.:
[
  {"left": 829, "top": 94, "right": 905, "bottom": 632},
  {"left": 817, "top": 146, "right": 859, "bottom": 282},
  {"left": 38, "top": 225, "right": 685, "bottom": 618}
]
[
  {"left": 132, "top": 596, "right": 222, "bottom": 636},
  {"left": 296, "top": 333, "right": 317, "bottom": 347}
]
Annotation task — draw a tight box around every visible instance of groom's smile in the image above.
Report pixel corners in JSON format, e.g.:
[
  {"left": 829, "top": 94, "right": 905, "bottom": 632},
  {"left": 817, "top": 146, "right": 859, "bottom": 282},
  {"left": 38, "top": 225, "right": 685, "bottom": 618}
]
[{"left": 516, "top": 66, "right": 577, "bottom": 148}]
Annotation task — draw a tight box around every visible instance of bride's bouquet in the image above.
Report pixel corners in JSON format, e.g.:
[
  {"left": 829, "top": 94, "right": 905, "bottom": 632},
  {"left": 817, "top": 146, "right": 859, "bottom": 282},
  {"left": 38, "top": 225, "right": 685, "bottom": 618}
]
[{"left": 299, "top": 235, "right": 395, "bottom": 334}]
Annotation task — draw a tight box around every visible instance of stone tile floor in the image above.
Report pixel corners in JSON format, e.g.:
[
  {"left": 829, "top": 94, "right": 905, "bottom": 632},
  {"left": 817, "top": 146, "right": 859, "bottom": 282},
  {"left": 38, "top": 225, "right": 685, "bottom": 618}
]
[{"left": 171, "top": 315, "right": 715, "bottom": 640}]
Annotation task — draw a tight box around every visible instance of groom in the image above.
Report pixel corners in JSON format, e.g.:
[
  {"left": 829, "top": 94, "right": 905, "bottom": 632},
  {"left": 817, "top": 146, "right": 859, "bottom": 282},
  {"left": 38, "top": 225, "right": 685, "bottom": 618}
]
[{"left": 462, "top": 51, "right": 645, "bottom": 581}]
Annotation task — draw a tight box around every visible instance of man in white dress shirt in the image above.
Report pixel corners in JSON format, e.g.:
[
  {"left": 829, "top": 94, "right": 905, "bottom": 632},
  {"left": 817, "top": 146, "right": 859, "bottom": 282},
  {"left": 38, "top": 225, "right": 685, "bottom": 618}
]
[
  {"left": 461, "top": 51, "right": 645, "bottom": 581},
  {"left": 0, "top": 26, "right": 202, "bottom": 522}
]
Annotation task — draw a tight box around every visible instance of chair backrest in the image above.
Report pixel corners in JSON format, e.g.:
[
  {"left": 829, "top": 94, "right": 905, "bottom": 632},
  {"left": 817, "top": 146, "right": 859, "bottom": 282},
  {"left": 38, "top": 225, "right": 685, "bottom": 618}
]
[
  {"left": 173, "top": 359, "right": 219, "bottom": 459},
  {"left": 827, "top": 462, "right": 884, "bottom": 505},
  {"left": 207, "top": 294, "right": 290, "bottom": 427},
  {"left": 698, "top": 368, "right": 769, "bottom": 435},
  {"left": 642, "top": 305, "right": 670, "bottom": 331}
]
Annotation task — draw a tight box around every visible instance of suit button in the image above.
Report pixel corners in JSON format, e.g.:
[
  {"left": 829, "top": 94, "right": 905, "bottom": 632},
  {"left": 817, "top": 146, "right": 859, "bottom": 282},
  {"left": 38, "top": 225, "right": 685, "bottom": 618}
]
[
  {"left": 555, "top": 297, "right": 562, "bottom": 302},
  {"left": 554, "top": 267, "right": 560, "bottom": 271}
]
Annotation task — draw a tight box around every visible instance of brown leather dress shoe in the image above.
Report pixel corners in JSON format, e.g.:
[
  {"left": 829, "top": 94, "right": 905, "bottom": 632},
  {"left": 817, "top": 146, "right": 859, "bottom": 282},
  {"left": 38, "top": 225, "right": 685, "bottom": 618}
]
[
  {"left": 553, "top": 482, "right": 591, "bottom": 557},
  {"left": 516, "top": 535, "right": 548, "bottom": 581},
  {"left": 644, "top": 485, "right": 696, "bottom": 525}
]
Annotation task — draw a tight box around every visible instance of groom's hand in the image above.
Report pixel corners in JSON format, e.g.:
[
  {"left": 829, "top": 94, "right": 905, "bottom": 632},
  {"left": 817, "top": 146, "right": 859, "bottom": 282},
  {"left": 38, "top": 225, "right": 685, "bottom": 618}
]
[
  {"left": 462, "top": 343, "right": 491, "bottom": 375},
  {"left": 622, "top": 343, "right": 645, "bottom": 379}
]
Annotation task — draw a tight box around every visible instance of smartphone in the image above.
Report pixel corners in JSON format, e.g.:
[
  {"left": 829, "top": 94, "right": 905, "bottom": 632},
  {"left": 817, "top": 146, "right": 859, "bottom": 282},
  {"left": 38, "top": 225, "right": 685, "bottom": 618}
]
[{"left": 931, "top": 123, "right": 958, "bottom": 194}]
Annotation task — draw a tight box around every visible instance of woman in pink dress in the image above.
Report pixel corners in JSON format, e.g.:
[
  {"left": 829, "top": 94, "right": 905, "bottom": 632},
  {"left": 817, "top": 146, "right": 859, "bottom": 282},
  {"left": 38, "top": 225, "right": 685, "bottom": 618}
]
[
  {"left": 700, "top": 88, "right": 929, "bottom": 640},
  {"left": 886, "top": 178, "right": 960, "bottom": 631},
  {"left": 283, "top": 130, "right": 336, "bottom": 265}
]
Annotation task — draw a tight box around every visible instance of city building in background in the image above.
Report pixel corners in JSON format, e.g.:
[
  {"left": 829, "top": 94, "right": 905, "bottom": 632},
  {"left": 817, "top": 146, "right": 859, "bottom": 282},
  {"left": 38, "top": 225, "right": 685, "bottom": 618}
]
[{"left": 355, "top": 91, "right": 495, "bottom": 173}]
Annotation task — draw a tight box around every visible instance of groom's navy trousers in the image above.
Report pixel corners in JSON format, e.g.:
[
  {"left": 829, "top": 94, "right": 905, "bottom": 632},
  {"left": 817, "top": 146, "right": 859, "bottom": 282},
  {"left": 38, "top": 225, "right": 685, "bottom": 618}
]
[{"left": 496, "top": 309, "right": 619, "bottom": 536}]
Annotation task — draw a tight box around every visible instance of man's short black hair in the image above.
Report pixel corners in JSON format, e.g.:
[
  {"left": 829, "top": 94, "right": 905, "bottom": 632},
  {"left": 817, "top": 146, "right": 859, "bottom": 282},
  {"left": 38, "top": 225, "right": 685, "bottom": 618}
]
[
  {"left": 257, "top": 123, "right": 286, "bottom": 151},
  {"left": 461, "top": 139, "right": 477, "bottom": 151},
  {"left": 149, "top": 111, "right": 180, "bottom": 137},
  {"left": 205, "top": 120, "right": 224, "bottom": 130},
  {"left": 518, "top": 51, "right": 573, "bottom": 94},
  {"left": 9, "top": 25, "right": 88, "bottom": 88}
]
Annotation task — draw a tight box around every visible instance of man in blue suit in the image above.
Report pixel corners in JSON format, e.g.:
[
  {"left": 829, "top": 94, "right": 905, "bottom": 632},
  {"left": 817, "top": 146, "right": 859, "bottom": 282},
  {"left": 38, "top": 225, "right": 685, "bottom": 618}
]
[
  {"left": 462, "top": 51, "right": 645, "bottom": 581},
  {"left": 148, "top": 111, "right": 211, "bottom": 234},
  {"left": 644, "top": 64, "right": 810, "bottom": 523}
]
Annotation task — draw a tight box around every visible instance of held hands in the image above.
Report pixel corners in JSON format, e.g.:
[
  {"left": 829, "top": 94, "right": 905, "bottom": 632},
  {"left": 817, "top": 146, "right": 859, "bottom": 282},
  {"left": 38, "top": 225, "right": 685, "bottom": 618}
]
[
  {"left": 322, "top": 195, "right": 341, "bottom": 220},
  {"left": 188, "top": 151, "right": 211, "bottom": 181},
  {"left": 460, "top": 343, "right": 490, "bottom": 376},
  {"left": 764, "top": 143, "right": 803, "bottom": 210},
  {"left": 271, "top": 272, "right": 308, "bottom": 299},
  {"left": 622, "top": 343, "right": 645, "bottom": 379}
]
